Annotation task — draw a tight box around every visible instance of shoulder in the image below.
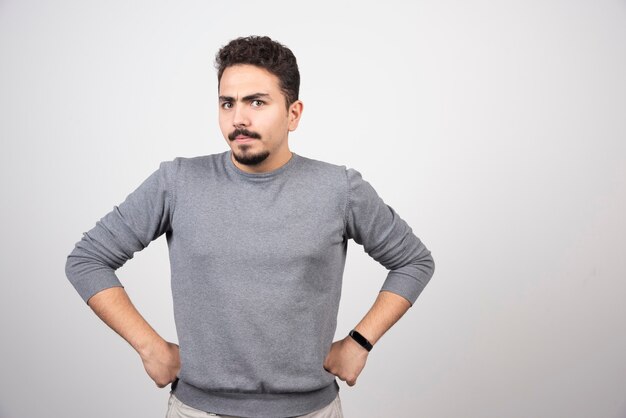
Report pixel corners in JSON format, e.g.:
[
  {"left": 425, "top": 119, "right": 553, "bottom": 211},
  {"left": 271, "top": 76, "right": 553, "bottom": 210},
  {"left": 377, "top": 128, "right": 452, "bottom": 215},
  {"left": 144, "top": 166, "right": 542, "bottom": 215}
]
[
  {"left": 294, "top": 154, "right": 372, "bottom": 193},
  {"left": 171, "top": 152, "right": 227, "bottom": 169},
  {"left": 295, "top": 154, "right": 350, "bottom": 181},
  {"left": 162, "top": 151, "right": 229, "bottom": 179}
]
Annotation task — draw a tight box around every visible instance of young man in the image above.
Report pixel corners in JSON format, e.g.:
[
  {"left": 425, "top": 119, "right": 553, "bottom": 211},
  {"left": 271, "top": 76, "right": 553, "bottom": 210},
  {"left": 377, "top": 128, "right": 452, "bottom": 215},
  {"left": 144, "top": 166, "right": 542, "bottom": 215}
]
[{"left": 65, "top": 36, "right": 435, "bottom": 418}]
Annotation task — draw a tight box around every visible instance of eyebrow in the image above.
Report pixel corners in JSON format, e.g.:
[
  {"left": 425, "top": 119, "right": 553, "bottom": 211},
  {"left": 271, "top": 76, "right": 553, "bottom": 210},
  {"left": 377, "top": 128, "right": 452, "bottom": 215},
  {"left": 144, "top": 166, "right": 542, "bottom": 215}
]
[{"left": 219, "top": 93, "right": 271, "bottom": 102}]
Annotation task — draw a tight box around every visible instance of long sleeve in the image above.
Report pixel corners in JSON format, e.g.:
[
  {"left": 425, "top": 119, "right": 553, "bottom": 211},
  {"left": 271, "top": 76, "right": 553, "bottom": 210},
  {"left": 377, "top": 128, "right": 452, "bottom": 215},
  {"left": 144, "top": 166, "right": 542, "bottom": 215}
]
[
  {"left": 344, "top": 168, "right": 435, "bottom": 306},
  {"left": 65, "top": 159, "right": 178, "bottom": 304}
]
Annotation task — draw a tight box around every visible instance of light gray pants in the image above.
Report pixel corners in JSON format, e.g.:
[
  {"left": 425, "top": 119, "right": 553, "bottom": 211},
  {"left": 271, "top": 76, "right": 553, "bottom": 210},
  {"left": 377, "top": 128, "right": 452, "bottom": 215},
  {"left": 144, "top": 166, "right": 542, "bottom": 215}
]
[{"left": 166, "top": 392, "right": 344, "bottom": 418}]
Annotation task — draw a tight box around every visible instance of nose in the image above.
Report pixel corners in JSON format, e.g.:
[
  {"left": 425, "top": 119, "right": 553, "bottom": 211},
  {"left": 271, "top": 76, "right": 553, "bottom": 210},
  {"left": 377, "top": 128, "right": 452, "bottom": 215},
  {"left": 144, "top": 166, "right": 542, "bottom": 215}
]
[{"left": 232, "top": 104, "right": 249, "bottom": 128}]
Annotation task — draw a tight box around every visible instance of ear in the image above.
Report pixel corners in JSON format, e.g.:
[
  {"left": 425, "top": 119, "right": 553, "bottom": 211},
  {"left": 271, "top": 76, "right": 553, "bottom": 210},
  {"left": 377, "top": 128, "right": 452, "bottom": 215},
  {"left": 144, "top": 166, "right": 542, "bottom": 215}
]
[{"left": 287, "top": 100, "right": 304, "bottom": 132}]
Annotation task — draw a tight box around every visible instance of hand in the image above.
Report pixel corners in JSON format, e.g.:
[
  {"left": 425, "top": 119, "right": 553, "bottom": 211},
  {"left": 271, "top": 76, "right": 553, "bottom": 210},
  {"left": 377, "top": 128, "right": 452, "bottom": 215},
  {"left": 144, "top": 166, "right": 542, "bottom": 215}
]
[
  {"left": 139, "top": 340, "right": 181, "bottom": 388},
  {"left": 323, "top": 335, "right": 369, "bottom": 386}
]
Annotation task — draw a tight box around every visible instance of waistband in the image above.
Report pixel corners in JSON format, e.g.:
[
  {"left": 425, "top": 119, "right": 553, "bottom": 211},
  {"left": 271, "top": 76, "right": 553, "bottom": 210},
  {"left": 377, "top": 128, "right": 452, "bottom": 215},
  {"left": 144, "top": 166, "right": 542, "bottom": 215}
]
[{"left": 171, "top": 378, "right": 340, "bottom": 418}]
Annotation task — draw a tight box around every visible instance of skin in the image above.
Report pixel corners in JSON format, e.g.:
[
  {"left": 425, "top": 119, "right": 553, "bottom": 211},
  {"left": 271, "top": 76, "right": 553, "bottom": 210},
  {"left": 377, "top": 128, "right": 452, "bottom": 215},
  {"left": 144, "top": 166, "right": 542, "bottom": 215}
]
[{"left": 86, "top": 63, "right": 413, "bottom": 390}]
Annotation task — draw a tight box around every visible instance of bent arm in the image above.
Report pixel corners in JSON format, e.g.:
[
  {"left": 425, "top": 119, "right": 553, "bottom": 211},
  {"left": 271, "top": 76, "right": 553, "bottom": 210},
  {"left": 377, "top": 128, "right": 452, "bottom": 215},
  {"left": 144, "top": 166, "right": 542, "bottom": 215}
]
[
  {"left": 87, "top": 286, "right": 180, "bottom": 388},
  {"left": 323, "top": 168, "right": 435, "bottom": 386},
  {"left": 65, "top": 160, "right": 180, "bottom": 387}
]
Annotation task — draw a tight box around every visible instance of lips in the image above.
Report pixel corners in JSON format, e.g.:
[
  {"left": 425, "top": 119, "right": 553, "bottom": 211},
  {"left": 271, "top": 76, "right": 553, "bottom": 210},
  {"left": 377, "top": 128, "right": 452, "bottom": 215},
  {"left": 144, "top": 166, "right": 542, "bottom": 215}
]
[{"left": 234, "top": 135, "right": 256, "bottom": 143}]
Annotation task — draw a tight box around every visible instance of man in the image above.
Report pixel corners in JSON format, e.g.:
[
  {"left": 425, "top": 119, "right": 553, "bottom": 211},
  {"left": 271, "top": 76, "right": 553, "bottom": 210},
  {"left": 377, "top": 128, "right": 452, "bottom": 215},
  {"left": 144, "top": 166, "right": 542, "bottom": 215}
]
[{"left": 65, "top": 36, "right": 435, "bottom": 418}]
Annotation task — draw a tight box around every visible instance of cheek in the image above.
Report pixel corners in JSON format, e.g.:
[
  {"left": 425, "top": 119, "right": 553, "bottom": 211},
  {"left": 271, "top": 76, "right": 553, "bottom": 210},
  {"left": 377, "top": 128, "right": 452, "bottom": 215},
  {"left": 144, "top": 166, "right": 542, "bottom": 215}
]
[{"left": 265, "top": 113, "right": 289, "bottom": 134}]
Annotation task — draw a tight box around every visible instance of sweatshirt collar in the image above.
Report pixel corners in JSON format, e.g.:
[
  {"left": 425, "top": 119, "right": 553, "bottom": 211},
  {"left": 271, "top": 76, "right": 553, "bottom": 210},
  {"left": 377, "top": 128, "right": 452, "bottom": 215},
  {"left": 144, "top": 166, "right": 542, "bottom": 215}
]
[{"left": 224, "top": 150, "right": 300, "bottom": 181}]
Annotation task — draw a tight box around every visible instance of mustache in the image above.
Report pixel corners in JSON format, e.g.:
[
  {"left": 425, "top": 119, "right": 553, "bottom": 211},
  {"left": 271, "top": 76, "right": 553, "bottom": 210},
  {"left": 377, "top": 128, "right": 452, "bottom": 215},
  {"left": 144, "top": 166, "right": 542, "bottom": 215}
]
[{"left": 228, "top": 128, "right": 262, "bottom": 141}]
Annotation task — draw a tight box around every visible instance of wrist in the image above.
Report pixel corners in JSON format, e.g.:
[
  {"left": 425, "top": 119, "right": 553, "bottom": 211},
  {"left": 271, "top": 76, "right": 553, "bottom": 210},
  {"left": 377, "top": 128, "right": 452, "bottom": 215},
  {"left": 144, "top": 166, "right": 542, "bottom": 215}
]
[{"left": 137, "top": 334, "right": 167, "bottom": 359}]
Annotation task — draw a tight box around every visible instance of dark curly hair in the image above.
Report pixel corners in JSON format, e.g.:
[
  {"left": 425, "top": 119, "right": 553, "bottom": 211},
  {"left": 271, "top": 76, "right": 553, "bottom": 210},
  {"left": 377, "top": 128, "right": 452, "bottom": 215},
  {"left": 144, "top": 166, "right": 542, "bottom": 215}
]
[{"left": 215, "top": 36, "right": 300, "bottom": 109}]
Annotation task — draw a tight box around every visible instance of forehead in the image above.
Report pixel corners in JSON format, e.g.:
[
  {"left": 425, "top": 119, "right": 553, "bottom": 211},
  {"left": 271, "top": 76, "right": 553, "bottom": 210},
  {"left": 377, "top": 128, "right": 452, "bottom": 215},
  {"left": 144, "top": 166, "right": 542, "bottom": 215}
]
[{"left": 219, "top": 64, "right": 281, "bottom": 96}]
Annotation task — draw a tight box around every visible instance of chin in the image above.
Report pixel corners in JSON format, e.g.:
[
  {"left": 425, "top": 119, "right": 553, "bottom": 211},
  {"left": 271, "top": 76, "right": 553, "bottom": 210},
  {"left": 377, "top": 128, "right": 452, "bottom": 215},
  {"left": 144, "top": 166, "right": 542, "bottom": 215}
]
[{"left": 233, "top": 148, "right": 270, "bottom": 166}]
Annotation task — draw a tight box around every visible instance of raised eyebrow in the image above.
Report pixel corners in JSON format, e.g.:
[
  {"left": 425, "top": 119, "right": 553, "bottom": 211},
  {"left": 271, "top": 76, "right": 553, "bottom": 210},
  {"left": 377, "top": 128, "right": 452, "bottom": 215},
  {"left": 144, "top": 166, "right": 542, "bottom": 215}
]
[{"left": 242, "top": 93, "right": 271, "bottom": 102}]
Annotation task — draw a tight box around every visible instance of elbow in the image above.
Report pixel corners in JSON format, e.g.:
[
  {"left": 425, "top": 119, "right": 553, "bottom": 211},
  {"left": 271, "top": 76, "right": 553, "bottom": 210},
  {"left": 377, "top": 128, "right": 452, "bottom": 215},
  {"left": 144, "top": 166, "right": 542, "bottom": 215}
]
[
  {"left": 65, "top": 252, "right": 76, "bottom": 282},
  {"left": 65, "top": 251, "right": 84, "bottom": 291},
  {"left": 413, "top": 248, "right": 435, "bottom": 286},
  {"left": 424, "top": 251, "right": 435, "bottom": 279}
]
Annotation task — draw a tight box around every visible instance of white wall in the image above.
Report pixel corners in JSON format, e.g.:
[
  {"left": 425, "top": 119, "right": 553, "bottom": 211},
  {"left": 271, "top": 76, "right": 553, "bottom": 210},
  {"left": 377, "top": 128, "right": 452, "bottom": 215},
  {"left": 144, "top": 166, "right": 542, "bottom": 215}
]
[{"left": 1, "top": 1, "right": 625, "bottom": 417}]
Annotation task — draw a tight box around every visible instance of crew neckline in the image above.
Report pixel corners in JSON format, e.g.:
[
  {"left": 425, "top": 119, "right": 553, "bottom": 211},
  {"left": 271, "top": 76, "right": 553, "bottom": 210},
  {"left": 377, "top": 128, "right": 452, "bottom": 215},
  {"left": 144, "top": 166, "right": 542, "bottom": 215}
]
[{"left": 224, "top": 150, "right": 301, "bottom": 180}]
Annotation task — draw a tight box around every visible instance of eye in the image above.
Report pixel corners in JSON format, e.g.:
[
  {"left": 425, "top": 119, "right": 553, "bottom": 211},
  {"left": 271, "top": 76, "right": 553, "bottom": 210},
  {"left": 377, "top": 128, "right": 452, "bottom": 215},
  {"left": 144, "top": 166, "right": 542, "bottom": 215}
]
[
  {"left": 221, "top": 102, "right": 233, "bottom": 109},
  {"left": 251, "top": 99, "right": 265, "bottom": 107}
]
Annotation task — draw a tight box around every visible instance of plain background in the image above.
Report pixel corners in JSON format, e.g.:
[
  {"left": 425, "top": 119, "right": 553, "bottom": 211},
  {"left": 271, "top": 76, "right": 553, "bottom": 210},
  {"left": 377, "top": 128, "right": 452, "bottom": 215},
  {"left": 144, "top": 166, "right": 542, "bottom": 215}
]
[{"left": 1, "top": 1, "right": 625, "bottom": 417}]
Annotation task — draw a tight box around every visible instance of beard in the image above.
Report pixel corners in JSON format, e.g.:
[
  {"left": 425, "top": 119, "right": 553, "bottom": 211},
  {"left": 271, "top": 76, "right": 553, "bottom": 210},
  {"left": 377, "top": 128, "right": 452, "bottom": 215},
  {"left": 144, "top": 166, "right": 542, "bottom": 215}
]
[
  {"left": 228, "top": 128, "right": 269, "bottom": 166},
  {"left": 232, "top": 145, "right": 270, "bottom": 166}
]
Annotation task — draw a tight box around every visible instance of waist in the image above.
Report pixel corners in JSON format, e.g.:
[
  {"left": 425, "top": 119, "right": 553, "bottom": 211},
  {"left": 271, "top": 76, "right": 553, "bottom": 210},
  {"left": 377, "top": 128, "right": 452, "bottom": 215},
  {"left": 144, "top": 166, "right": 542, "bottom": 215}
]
[{"left": 172, "top": 378, "right": 340, "bottom": 418}]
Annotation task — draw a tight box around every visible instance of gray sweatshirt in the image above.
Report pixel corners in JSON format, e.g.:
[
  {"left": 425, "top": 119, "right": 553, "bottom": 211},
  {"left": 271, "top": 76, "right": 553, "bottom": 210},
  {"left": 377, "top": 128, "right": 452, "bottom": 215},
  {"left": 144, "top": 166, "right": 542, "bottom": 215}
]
[{"left": 65, "top": 151, "right": 435, "bottom": 418}]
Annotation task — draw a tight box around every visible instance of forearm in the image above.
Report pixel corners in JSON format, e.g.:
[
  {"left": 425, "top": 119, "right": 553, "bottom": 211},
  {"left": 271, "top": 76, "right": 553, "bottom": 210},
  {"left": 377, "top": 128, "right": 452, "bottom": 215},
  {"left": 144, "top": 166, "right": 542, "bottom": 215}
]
[
  {"left": 324, "top": 290, "right": 411, "bottom": 385},
  {"left": 87, "top": 286, "right": 180, "bottom": 388},
  {"left": 352, "top": 290, "right": 411, "bottom": 346},
  {"left": 87, "top": 286, "right": 165, "bottom": 357}
]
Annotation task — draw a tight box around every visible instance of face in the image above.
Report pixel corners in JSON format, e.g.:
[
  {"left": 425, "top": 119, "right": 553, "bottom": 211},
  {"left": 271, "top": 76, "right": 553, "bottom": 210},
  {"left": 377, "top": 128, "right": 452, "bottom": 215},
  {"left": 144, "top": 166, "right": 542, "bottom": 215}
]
[{"left": 218, "top": 64, "right": 303, "bottom": 173}]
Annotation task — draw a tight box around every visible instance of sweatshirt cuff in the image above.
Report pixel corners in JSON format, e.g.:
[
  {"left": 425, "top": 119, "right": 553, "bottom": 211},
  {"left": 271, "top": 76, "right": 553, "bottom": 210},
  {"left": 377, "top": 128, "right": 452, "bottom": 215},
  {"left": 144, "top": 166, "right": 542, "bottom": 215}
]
[
  {"left": 70, "top": 269, "right": 124, "bottom": 305},
  {"left": 380, "top": 270, "right": 428, "bottom": 306}
]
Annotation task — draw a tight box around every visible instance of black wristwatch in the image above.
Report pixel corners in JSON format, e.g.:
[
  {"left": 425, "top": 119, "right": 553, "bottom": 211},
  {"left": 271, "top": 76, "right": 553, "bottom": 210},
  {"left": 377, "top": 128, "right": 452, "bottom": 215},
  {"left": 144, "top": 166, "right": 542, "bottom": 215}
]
[{"left": 349, "top": 329, "right": 373, "bottom": 352}]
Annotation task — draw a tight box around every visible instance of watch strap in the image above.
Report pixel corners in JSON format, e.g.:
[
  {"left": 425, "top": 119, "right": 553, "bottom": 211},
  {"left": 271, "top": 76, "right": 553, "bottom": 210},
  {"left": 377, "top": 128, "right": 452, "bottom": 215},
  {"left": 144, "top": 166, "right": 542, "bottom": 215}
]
[{"left": 349, "top": 329, "right": 373, "bottom": 352}]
